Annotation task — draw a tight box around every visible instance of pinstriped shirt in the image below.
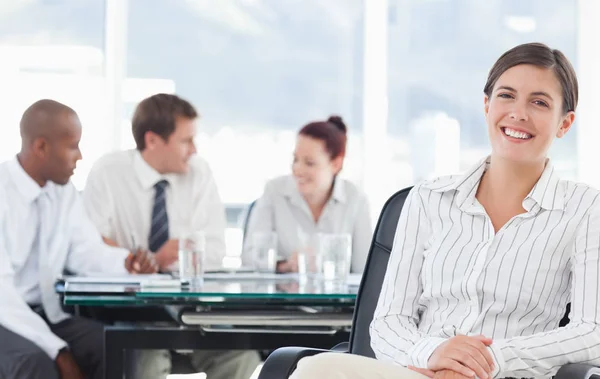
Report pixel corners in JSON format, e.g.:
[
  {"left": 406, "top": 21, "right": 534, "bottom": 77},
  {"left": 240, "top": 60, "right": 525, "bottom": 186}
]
[{"left": 370, "top": 156, "right": 600, "bottom": 379}]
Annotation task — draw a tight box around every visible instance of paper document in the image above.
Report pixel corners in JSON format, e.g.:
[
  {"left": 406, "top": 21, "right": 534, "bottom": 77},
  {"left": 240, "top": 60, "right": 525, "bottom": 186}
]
[
  {"left": 203, "top": 272, "right": 297, "bottom": 281},
  {"left": 63, "top": 274, "right": 172, "bottom": 285},
  {"left": 205, "top": 266, "right": 256, "bottom": 274}
]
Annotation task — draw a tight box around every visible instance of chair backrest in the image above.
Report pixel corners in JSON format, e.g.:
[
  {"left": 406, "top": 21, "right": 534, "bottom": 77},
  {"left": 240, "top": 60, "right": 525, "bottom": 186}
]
[
  {"left": 348, "top": 187, "right": 413, "bottom": 357},
  {"left": 242, "top": 200, "right": 257, "bottom": 243}
]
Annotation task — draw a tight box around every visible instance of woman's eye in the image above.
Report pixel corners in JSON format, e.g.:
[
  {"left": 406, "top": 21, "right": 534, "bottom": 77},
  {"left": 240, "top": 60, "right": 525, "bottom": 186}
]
[
  {"left": 498, "top": 93, "right": 513, "bottom": 99},
  {"left": 533, "top": 100, "right": 549, "bottom": 107}
]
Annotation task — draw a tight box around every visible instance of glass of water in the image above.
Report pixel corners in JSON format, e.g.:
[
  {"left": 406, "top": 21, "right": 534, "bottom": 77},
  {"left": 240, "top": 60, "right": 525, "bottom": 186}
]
[
  {"left": 297, "top": 243, "right": 321, "bottom": 276},
  {"left": 250, "top": 232, "right": 278, "bottom": 272},
  {"left": 178, "top": 231, "right": 206, "bottom": 286},
  {"left": 318, "top": 233, "right": 352, "bottom": 281}
]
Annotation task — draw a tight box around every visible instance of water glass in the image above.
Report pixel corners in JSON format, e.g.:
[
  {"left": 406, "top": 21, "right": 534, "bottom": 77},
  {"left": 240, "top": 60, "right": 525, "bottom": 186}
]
[
  {"left": 250, "top": 232, "right": 278, "bottom": 272},
  {"left": 178, "top": 231, "right": 206, "bottom": 286},
  {"left": 297, "top": 244, "right": 321, "bottom": 276},
  {"left": 318, "top": 233, "right": 352, "bottom": 281}
]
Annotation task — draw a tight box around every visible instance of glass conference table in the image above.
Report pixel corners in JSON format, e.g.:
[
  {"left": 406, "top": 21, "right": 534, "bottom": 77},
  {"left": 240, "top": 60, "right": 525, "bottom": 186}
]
[{"left": 56, "top": 272, "right": 359, "bottom": 379}]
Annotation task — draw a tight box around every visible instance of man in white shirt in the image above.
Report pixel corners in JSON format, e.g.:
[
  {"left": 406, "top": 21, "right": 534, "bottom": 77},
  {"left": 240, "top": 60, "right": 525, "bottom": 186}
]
[
  {"left": 84, "top": 93, "right": 260, "bottom": 379},
  {"left": 0, "top": 99, "right": 155, "bottom": 379}
]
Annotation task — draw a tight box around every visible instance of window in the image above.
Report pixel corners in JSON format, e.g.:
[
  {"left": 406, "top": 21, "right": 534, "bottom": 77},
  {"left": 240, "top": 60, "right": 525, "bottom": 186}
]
[
  {"left": 3, "top": 1, "right": 598, "bottom": 264},
  {"left": 125, "top": 1, "right": 364, "bottom": 260},
  {"left": 126, "top": 0, "right": 365, "bottom": 204},
  {"left": 0, "top": 0, "right": 107, "bottom": 188},
  {"left": 387, "top": 0, "right": 578, "bottom": 189}
]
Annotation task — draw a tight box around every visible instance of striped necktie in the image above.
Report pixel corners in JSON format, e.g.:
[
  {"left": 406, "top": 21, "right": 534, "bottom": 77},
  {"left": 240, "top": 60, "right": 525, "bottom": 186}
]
[{"left": 149, "top": 180, "right": 169, "bottom": 253}]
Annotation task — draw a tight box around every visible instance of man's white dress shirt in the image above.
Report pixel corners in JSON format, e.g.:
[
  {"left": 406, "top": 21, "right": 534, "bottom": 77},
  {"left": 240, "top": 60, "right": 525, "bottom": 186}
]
[
  {"left": 83, "top": 150, "right": 227, "bottom": 269},
  {"left": 0, "top": 157, "right": 129, "bottom": 359},
  {"left": 370, "top": 156, "right": 600, "bottom": 378}
]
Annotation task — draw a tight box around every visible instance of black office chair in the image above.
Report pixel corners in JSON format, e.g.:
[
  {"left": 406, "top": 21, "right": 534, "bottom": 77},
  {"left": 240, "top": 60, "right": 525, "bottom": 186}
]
[
  {"left": 242, "top": 199, "right": 257, "bottom": 243},
  {"left": 257, "top": 187, "right": 600, "bottom": 379}
]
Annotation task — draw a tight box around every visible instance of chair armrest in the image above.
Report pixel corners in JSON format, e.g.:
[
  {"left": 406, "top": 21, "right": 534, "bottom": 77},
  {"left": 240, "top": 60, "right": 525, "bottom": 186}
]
[
  {"left": 331, "top": 342, "right": 350, "bottom": 352},
  {"left": 555, "top": 363, "right": 600, "bottom": 379},
  {"left": 257, "top": 346, "right": 337, "bottom": 379}
]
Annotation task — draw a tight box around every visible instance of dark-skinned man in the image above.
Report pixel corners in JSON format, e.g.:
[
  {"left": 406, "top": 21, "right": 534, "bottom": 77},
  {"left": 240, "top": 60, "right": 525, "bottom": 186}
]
[{"left": 0, "top": 99, "right": 156, "bottom": 379}]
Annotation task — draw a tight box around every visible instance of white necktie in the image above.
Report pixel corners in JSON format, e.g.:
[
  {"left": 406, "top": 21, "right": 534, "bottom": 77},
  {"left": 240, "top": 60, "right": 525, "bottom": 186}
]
[{"left": 37, "top": 192, "right": 68, "bottom": 323}]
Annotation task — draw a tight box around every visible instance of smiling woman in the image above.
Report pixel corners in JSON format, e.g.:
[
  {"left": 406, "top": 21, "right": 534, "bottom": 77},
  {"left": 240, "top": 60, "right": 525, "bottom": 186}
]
[
  {"left": 290, "top": 42, "right": 600, "bottom": 379},
  {"left": 242, "top": 115, "right": 373, "bottom": 275}
]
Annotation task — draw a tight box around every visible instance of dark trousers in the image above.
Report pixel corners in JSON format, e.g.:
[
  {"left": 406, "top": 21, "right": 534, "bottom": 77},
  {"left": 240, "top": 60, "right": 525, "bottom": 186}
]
[{"left": 0, "top": 316, "right": 104, "bottom": 379}]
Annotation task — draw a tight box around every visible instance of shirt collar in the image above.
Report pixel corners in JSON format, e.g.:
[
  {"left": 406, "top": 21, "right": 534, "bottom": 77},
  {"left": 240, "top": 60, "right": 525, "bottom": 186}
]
[
  {"left": 331, "top": 177, "right": 347, "bottom": 203},
  {"left": 7, "top": 156, "right": 49, "bottom": 203},
  {"left": 422, "top": 155, "right": 565, "bottom": 212},
  {"left": 422, "top": 156, "right": 488, "bottom": 212},
  {"left": 283, "top": 176, "right": 347, "bottom": 204},
  {"left": 133, "top": 150, "right": 175, "bottom": 190},
  {"left": 527, "top": 161, "right": 565, "bottom": 211}
]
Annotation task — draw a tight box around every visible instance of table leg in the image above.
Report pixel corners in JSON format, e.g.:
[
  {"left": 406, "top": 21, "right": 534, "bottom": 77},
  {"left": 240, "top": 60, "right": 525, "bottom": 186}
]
[{"left": 104, "top": 328, "right": 124, "bottom": 379}]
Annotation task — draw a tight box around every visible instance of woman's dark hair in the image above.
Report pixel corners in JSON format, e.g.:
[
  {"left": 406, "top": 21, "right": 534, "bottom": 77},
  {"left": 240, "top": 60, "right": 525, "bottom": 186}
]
[
  {"left": 298, "top": 115, "right": 347, "bottom": 159},
  {"left": 483, "top": 42, "right": 578, "bottom": 114},
  {"left": 132, "top": 93, "right": 198, "bottom": 151}
]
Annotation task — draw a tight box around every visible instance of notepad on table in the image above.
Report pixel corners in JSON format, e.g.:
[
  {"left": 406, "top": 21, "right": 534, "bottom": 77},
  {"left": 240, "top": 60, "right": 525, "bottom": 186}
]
[{"left": 64, "top": 274, "right": 173, "bottom": 285}]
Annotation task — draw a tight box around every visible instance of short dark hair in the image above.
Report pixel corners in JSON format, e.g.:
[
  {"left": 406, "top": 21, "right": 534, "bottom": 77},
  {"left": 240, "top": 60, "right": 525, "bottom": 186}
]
[
  {"left": 299, "top": 115, "right": 348, "bottom": 159},
  {"left": 484, "top": 42, "right": 578, "bottom": 114},
  {"left": 132, "top": 93, "right": 198, "bottom": 150}
]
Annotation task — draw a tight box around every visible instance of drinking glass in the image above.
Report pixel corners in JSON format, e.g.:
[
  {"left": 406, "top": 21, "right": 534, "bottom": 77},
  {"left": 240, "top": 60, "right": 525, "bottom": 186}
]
[
  {"left": 178, "top": 231, "right": 206, "bottom": 286},
  {"left": 318, "top": 233, "right": 352, "bottom": 281}
]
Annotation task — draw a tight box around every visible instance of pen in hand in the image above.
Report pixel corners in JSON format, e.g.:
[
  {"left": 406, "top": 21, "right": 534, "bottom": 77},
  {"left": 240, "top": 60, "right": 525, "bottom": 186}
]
[
  {"left": 126, "top": 233, "right": 159, "bottom": 273},
  {"left": 131, "top": 234, "right": 138, "bottom": 257},
  {"left": 131, "top": 234, "right": 141, "bottom": 272}
]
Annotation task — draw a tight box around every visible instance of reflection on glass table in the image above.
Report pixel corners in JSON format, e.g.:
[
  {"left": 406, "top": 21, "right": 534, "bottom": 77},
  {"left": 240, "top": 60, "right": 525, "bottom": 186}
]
[
  {"left": 57, "top": 272, "right": 359, "bottom": 335},
  {"left": 57, "top": 273, "right": 359, "bottom": 306}
]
